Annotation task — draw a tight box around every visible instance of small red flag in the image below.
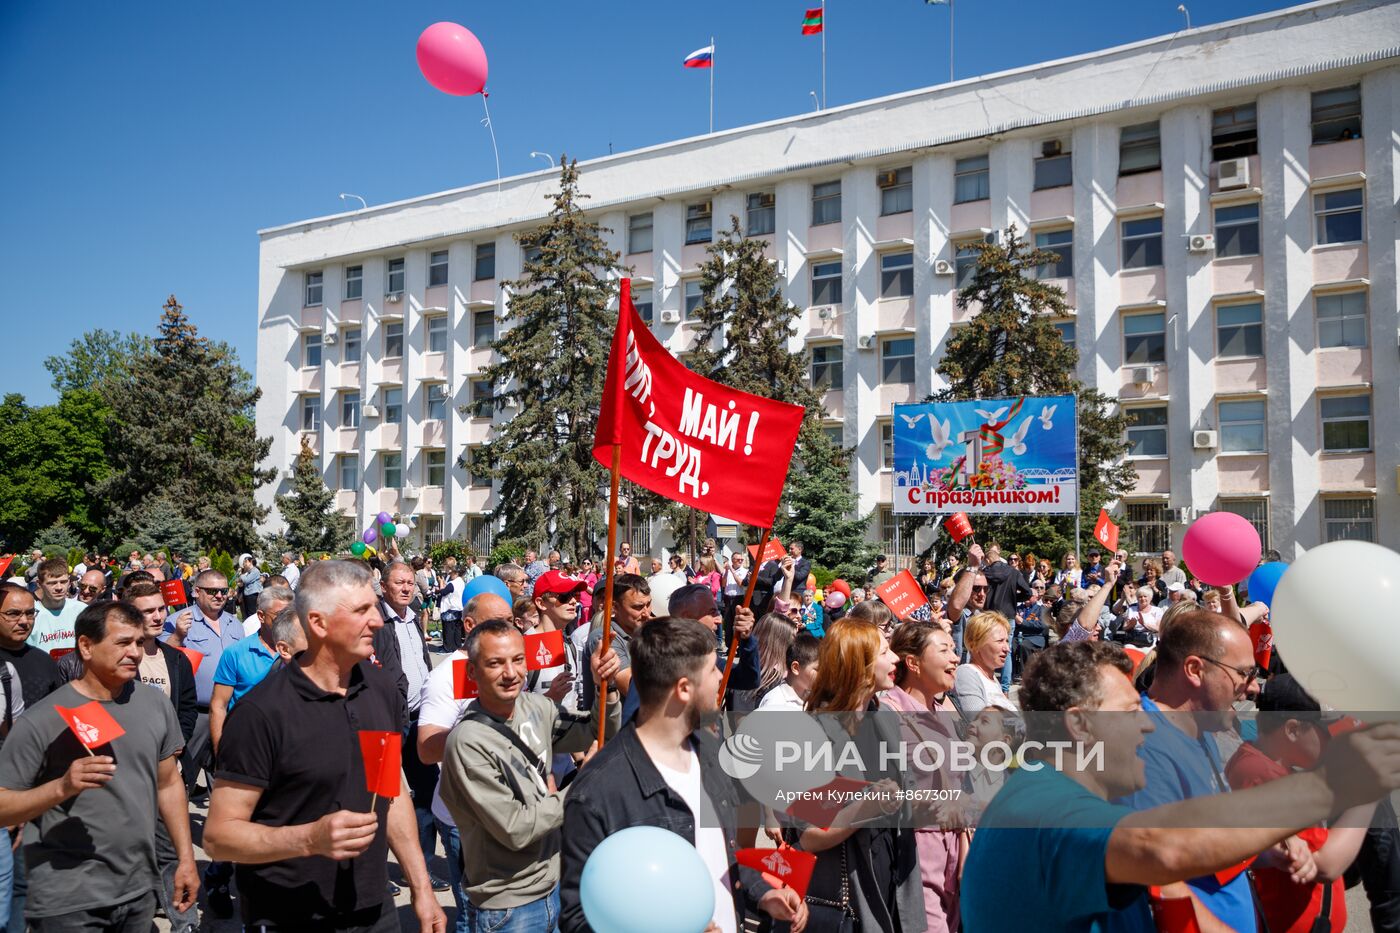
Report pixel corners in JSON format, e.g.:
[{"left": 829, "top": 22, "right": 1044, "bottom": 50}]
[
  {"left": 746, "top": 537, "right": 786, "bottom": 566},
  {"left": 452, "top": 658, "right": 479, "bottom": 699},
  {"left": 160, "top": 579, "right": 188, "bottom": 608},
  {"left": 358, "top": 730, "right": 402, "bottom": 798},
  {"left": 525, "top": 630, "right": 566, "bottom": 671},
  {"left": 1147, "top": 887, "right": 1203, "bottom": 933},
  {"left": 875, "top": 570, "right": 930, "bottom": 620},
  {"left": 737, "top": 846, "right": 817, "bottom": 898},
  {"left": 1212, "top": 855, "right": 1255, "bottom": 887},
  {"left": 945, "top": 512, "right": 973, "bottom": 543},
  {"left": 1248, "top": 621, "right": 1272, "bottom": 670},
  {"left": 55, "top": 701, "right": 126, "bottom": 750},
  {"left": 783, "top": 776, "right": 870, "bottom": 828},
  {"left": 0, "top": 555, "right": 14, "bottom": 579},
  {"left": 179, "top": 648, "right": 205, "bottom": 676},
  {"left": 800, "top": 7, "right": 824, "bottom": 34},
  {"left": 1094, "top": 509, "right": 1120, "bottom": 553},
  {"left": 48, "top": 647, "right": 74, "bottom": 661}
]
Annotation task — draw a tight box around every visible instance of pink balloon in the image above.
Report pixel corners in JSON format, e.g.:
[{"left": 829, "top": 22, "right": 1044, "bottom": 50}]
[
  {"left": 416, "top": 22, "right": 488, "bottom": 96},
  {"left": 1181, "top": 511, "right": 1262, "bottom": 586}
]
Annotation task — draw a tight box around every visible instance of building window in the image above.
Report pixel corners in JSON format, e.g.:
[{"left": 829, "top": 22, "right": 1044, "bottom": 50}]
[
  {"left": 387, "top": 258, "right": 405, "bottom": 295},
  {"left": 628, "top": 213, "right": 653, "bottom": 254},
  {"left": 811, "top": 260, "right": 842, "bottom": 306},
  {"left": 811, "top": 181, "right": 841, "bottom": 226},
  {"left": 634, "top": 286, "right": 654, "bottom": 324},
  {"left": 881, "top": 337, "right": 915, "bottom": 385},
  {"left": 473, "top": 308, "right": 495, "bottom": 347},
  {"left": 1311, "top": 85, "right": 1362, "bottom": 144},
  {"left": 878, "top": 167, "right": 913, "bottom": 216},
  {"left": 1214, "top": 202, "right": 1260, "bottom": 258},
  {"left": 1219, "top": 399, "right": 1266, "bottom": 453},
  {"left": 1033, "top": 146, "right": 1072, "bottom": 190},
  {"left": 953, "top": 155, "right": 989, "bottom": 203},
  {"left": 1221, "top": 498, "right": 1270, "bottom": 551},
  {"left": 1320, "top": 395, "right": 1371, "bottom": 452},
  {"left": 474, "top": 242, "right": 496, "bottom": 280},
  {"left": 811, "top": 344, "right": 844, "bottom": 391},
  {"left": 425, "top": 449, "right": 446, "bottom": 487},
  {"left": 426, "top": 315, "right": 448, "bottom": 353},
  {"left": 746, "top": 192, "right": 775, "bottom": 236},
  {"left": 419, "top": 515, "right": 444, "bottom": 545},
  {"left": 338, "top": 453, "right": 359, "bottom": 491},
  {"left": 823, "top": 425, "right": 843, "bottom": 448},
  {"left": 1314, "top": 188, "right": 1364, "bottom": 245},
  {"left": 879, "top": 421, "right": 894, "bottom": 468},
  {"left": 467, "top": 516, "right": 491, "bottom": 551},
  {"left": 1217, "top": 303, "right": 1263, "bottom": 358},
  {"left": 342, "top": 391, "right": 361, "bottom": 429},
  {"left": 383, "top": 321, "right": 404, "bottom": 358},
  {"left": 1118, "top": 122, "right": 1161, "bottom": 175},
  {"left": 383, "top": 387, "right": 403, "bottom": 425},
  {"left": 425, "top": 383, "right": 447, "bottom": 421},
  {"left": 300, "top": 394, "right": 320, "bottom": 432},
  {"left": 523, "top": 244, "right": 543, "bottom": 265},
  {"left": 382, "top": 452, "right": 402, "bottom": 489},
  {"left": 469, "top": 379, "right": 493, "bottom": 419},
  {"left": 1323, "top": 497, "right": 1375, "bottom": 542},
  {"left": 304, "top": 271, "right": 323, "bottom": 307},
  {"left": 344, "top": 265, "right": 363, "bottom": 300},
  {"left": 1316, "top": 291, "right": 1368, "bottom": 348},
  {"left": 954, "top": 241, "right": 981, "bottom": 289},
  {"left": 1054, "top": 321, "right": 1076, "bottom": 349},
  {"left": 1033, "top": 228, "right": 1073, "bottom": 279},
  {"left": 685, "top": 201, "right": 713, "bottom": 245},
  {"left": 1124, "top": 312, "right": 1166, "bottom": 365},
  {"left": 880, "top": 252, "right": 914, "bottom": 299},
  {"left": 468, "top": 447, "right": 491, "bottom": 487},
  {"left": 1212, "top": 104, "right": 1257, "bottom": 160},
  {"left": 1121, "top": 216, "right": 1163, "bottom": 269},
  {"left": 342, "top": 327, "right": 362, "bottom": 363},
  {"left": 302, "top": 333, "right": 322, "bottom": 368},
  {"left": 681, "top": 280, "right": 704, "bottom": 319},
  {"left": 1125, "top": 406, "right": 1168, "bottom": 457},
  {"left": 1126, "top": 502, "right": 1170, "bottom": 554}
]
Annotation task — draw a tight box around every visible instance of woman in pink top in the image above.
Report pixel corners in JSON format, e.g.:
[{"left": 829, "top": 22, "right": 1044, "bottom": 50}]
[
  {"left": 577, "top": 559, "right": 598, "bottom": 625},
  {"left": 690, "top": 554, "right": 722, "bottom": 598}
]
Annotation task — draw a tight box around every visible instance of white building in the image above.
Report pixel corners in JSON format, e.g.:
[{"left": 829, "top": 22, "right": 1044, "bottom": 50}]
[{"left": 255, "top": 0, "right": 1400, "bottom": 559}]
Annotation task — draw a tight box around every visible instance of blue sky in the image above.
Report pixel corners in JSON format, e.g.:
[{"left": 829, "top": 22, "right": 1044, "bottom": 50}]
[{"left": 1, "top": 0, "right": 1296, "bottom": 404}]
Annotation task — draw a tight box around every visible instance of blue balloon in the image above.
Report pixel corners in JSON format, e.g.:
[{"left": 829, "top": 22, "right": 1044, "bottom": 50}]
[
  {"left": 1245, "top": 561, "right": 1288, "bottom": 608},
  {"left": 461, "top": 574, "right": 512, "bottom": 604},
  {"left": 580, "top": 826, "right": 714, "bottom": 933}
]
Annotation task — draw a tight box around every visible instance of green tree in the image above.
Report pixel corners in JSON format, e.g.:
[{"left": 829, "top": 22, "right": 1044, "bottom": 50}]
[
  {"left": 131, "top": 495, "right": 199, "bottom": 558},
  {"left": 0, "top": 390, "right": 113, "bottom": 547},
  {"left": 95, "top": 296, "right": 274, "bottom": 551},
  {"left": 476, "top": 159, "right": 625, "bottom": 561},
  {"left": 920, "top": 225, "right": 1136, "bottom": 562},
  {"left": 275, "top": 438, "right": 353, "bottom": 554},
  {"left": 44, "top": 330, "right": 151, "bottom": 399},
  {"left": 32, "top": 522, "right": 83, "bottom": 556},
  {"left": 427, "top": 539, "right": 474, "bottom": 566},
  {"left": 777, "top": 429, "right": 875, "bottom": 582}
]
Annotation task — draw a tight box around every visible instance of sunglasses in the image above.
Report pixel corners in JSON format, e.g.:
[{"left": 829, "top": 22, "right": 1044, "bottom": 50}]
[
  {"left": 198, "top": 587, "right": 229, "bottom": 596},
  {"left": 970, "top": 585, "right": 989, "bottom": 593},
  {"left": 79, "top": 584, "right": 104, "bottom": 594}
]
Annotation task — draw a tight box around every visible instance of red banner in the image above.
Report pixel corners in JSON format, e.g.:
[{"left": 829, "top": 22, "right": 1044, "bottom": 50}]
[
  {"left": 452, "top": 658, "right": 478, "bottom": 699},
  {"left": 593, "top": 279, "right": 806, "bottom": 529},
  {"left": 55, "top": 701, "right": 126, "bottom": 750},
  {"left": 358, "top": 730, "right": 402, "bottom": 798},
  {"left": 736, "top": 846, "right": 817, "bottom": 899},
  {"left": 525, "top": 630, "right": 566, "bottom": 671},
  {"left": 747, "top": 537, "right": 786, "bottom": 565},
  {"left": 1147, "top": 887, "right": 1202, "bottom": 933},
  {"left": 179, "top": 648, "right": 205, "bottom": 676},
  {"left": 1094, "top": 509, "right": 1120, "bottom": 553},
  {"left": 875, "top": 570, "right": 930, "bottom": 619},
  {"left": 160, "top": 579, "right": 188, "bottom": 608}
]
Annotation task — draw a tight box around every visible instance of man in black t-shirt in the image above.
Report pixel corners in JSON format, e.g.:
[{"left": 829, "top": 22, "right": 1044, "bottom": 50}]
[{"left": 0, "top": 584, "right": 65, "bottom": 738}]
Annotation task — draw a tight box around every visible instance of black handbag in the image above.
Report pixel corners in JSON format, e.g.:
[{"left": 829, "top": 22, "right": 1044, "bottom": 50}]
[{"left": 803, "top": 841, "right": 857, "bottom": 933}]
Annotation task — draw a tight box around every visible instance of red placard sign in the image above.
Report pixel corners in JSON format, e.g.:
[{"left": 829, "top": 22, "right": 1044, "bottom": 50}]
[
  {"left": 525, "top": 630, "right": 566, "bottom": 671},
  {"left": 747, "top": 537, "right": 786, "bottom": 565},
  {"left": 160, "top": 579, "right": 188, "bottom": 609},
  {"left": 452, "top": 658, "right": 479, "bottom": 699},
  {"left": 875, "top": 570, "right": 930, "bottom": 620}
]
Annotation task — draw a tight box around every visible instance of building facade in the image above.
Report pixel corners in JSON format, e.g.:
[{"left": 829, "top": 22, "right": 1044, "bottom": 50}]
[{"left": 255, "top": 0, "right": 1400, "bottom": 559}]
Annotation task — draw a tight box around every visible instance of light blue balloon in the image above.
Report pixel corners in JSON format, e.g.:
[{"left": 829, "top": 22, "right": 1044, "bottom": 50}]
[
  {"left": 461, "top": 574, "right": 512, "bottom": 604},
  {"left": 580, "top": 826, "right": 714, "bottom": 933},
  {"left": 1245, "top": 561, "right": 1288, "bottom": 608}
]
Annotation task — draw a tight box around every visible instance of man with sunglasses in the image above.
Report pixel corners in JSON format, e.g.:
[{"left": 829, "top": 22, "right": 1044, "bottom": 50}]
[
  {"left": 75, "top": 569, "right": 108, "bottom": 605},
  {"left": 1117, "top": 609, "right": 1303, "bottom": 932},
  {"left": 946, "top": 543, "right": 991, "bottom": 658}
]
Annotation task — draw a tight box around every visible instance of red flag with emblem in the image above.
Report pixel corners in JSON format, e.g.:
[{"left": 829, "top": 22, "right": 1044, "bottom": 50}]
[
  {"left": 358, "top": 730, "right": 402, "bottom": 798},
  {"left": 55, "top": 701, "right": 126, "bottom": 750},
  {"left": 452, "top": 658, "right": 478, "bottom": 699},
  {"left": 737, "top": 846, "right": 817, "bottom": 898},
  {"left": 525, "top": 630, "right": 566, "bottom": 671},
  {"left": 593, "top": 279, "right": 806, "bottom": 529},
  {"left": 1094, "top": 509, "right": 1120, "bottom": 553}
]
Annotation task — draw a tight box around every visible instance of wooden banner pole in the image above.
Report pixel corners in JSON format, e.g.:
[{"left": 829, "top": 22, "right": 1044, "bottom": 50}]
[
  {"left": 596, "top": 444, "right": 623, "bottom": 747},
  {"left": 717, "top": 526, "right": 770, "bottom": 705}
]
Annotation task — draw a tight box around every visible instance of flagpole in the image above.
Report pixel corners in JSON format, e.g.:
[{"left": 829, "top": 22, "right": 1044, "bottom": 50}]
[
  {"left": 949, "top": 0, "right": 955, "bottom": 83},
  {"left": 717, "top": 526, "right": 769, "bottom": 706},
  {"left": 820, "top": 0, "right": 826, "bottom": 108},
  {"left": 596, "top": 444, "right": 622, "bottom": 747},
  {"left": 709, "top": 35, "right": 715, "bottom": 134}
]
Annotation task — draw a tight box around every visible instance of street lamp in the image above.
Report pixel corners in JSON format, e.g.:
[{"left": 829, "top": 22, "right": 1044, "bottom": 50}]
[
  {"left": 529, "top": 152, "right": 555, "bottom": 168},
  {"left": 809, "top": 91, "right": 821, "bottom": 112},
  {"left": 338, "top": 193, "right": 367, "bottom": 210}
]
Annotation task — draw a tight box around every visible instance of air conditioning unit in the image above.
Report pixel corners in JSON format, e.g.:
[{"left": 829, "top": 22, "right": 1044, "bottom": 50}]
[
  {"left": 876, "top": 170, "right": 900, "bottom": 188},
  {"left": 321, "top": 331, "right": 338, "bottom": 346},
  {"left": 403, "top": 484, "right": 420, "bottom": 499},
  {"left": 362, "top": 403, "right": 381, "bottom": 419},
  {"left": 385, "top": 291, "right": 404, "bottom": 303},
  {"left": 1193, "top": 430, "right": 1218, "bottom": 450},
  {"left": 660, "top": 309, "right": 681, "bottom": 324},
  {"left": 1041, "top": 139, "right": 1063, "bottom": 158},
  {"left": 814, "top": 305, "right": 837, "bottom": 320},
  {"left": 933, "top": 259, "right": 955, "bottom": 276},
  {"left": 281, "top": 469, "right": 295, "bottom": 480},
  {"left": 694, "top": 200, "right": 712, "bottom": 214},
  {"left": 1165, "top": 506, "right": 1192, "bottom": 523},
  {"left": 772, "top": 259, "right": 787, "bottom": 277},
  {"left": 1131, "top": 366, "right": 1155, "bottom": 387},
  {"left": 1218, "top": 158, "right": 1250, "bottom": 190},
  {"left": 1187, "top": 234, "right": 1216, "bottom": 253},
  {"left": 757, "top": 192, "right": 776, "bottom": 208},
  {"left": 856, "top": 335, "right": 876, "bottom": 350}
]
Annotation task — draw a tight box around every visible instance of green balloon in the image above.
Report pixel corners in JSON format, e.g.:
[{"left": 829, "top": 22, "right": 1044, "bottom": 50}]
[
  {"left": 380, "top": 521, "right": 397, "bottom": 537},
  {"left": 350, "top": 541, "right": 367, "bottom": 556}
]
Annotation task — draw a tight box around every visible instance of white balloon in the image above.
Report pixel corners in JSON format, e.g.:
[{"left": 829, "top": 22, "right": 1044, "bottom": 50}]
[
  {"left": 395, "top": 522, "right": 411, "bottom": 539},
  {"left": 1270, "top": 540, "right": 1400, "bottom": 714}
]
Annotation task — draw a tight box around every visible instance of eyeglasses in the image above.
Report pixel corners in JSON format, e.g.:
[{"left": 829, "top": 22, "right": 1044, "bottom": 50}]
[
  {"left": 197, "top": 587, "right": 229, "bottom": 596},
  {"left": 0, "top": 610, "right": 39, "bottom": 621},
  {"left": 1200, "top": 656, "right": 1264, "bottom": 685},
  {"left": 970, "top": 585, "right": 989, "bottom": 594},
  {"left": 78, "top": 585, "right": 104, "bottom": 594}
]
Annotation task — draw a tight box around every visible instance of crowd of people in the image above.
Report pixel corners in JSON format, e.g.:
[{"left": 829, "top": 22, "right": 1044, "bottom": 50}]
[{"left": 0, "top": 536, "right": 1395, "bottom": 933}]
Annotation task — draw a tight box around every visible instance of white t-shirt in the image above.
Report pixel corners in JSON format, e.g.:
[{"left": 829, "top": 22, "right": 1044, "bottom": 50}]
[
  {"left": 438, "top": 578, "right": 463, "bottom": 614},
  {"left": 27, "top": 599, "right": 83, "bottom": 653},
  {"left": 652, "top": 742, "right": 737, "bottom": 933},
  {"left": 419, "top": 650, "right": 471, "bottom": 826},
  {"left": 0, "top": 661, "right": 25, "bottom": 723},
  {"left": 756, "top": 682, "right": 804, "bottom": 712},
  {"left": 281, "top": 563, "right": 300, "bottom": 590}
]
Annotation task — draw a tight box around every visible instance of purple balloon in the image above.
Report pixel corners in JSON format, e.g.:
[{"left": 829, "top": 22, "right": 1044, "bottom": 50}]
[
  {"left": 376, "top": 511, "right": 393, "bottom": 526},
  {"left": 363, "top": 527, "right": 378, "bottom": 544}
]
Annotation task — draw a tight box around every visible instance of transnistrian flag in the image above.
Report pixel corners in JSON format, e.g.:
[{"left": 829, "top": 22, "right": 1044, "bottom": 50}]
[
  {"left": 682, "top": 45, "right": 714, "bottom": 68},
  {"left": 801, "top": 8, "right": 823, "bottom": 34}
]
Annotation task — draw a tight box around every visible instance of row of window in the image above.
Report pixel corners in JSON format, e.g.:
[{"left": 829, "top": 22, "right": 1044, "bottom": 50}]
[
  {"left": 299, "top": 376, "right": 498, "bottom": 432},
  {"left": 329, "top": 448, "right": 492, "bottom": 493},
  {"left": 1125, "top": 495, "right": 1376, "bottom": 554},
  {"left": 300, "top": 310, "right": 499, "bottom": 367},
  {"left": 1124, "top": 394, "right": 1373, "bottom": 457}
]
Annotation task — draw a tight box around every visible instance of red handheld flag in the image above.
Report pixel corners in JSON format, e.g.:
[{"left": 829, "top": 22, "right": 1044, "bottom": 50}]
[
  {"left": 55, "top": 701, "right": 126, "bottom": 750},
  {"left": 945, "top": 512, "right": 973, "bottom": 543},
  {"left": 358, "top": 730, "right": 402, "bottom": 798},
  {"left": 179, "top": 648, "right": 205, "bottom": 676},
  {"left": 1248, "top": 621, "right": 1272, "bottom": 670},
  {"left": 593, "top": 279, "right": 806, "bottom": 529},
  {"left": 737, "top": 846, "right": 817, "bottom": 899},
  {"left": 0, "top": 555, "right": 14, "bottom": 579},
  {"left": 452, "top": 658, "right": 479, "bottom": 699},
  {"left": 1147, "top": 887, "right": 1203, "bottom": 933},
  {"left": 875, "top": 570, "right": 930, "bottom": 620},
  {"left": 747, "top": 537, "right": 786, "bottom": 566},
  {"left": 525, "top": 630, "right": 566, "bottom": 671},
  {"left": 1094, "top": 509, "right": 1120, "bottom": 553},
  {"left": 160, "top": 579, "right": 188, "bottom": 608},
  {"left": 784, "top": 776, "right": 871, "bottom": 828}
]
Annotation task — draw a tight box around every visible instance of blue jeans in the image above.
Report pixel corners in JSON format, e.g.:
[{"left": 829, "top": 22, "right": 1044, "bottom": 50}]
[
  {"left": 6, "top": 842, "right": 23, "bottom": 933},
  {"left": 0, "top": 832, "right": 12, "bottom": 929},
  {"left": 435, "top": 818, "right": 469, "bottom": 933},
  {"left": 467, "top": 886, "right": 558, "bottom": 933}
]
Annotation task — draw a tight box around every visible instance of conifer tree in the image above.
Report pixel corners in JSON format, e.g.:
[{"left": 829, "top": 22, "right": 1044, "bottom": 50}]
[
  {"left": 275, "top": 437, "right": 352, "bottom": 554},
  {"left": 131, "top": 495, "right": 199, "bottom": 558}
]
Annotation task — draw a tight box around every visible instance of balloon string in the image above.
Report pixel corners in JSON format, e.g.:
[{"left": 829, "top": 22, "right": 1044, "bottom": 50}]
[{"left": 480, "top": 93, "right": 501, "bottom": 194}]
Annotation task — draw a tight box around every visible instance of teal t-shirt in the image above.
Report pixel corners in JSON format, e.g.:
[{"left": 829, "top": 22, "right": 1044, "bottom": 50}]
[{"left": 963, "top": 766, "right": 1155, "bottom": 933}]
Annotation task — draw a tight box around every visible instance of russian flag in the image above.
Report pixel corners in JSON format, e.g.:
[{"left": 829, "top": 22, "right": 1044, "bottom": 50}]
[{"left": 683, "top": 45, "right": 714, "bottom": 68}]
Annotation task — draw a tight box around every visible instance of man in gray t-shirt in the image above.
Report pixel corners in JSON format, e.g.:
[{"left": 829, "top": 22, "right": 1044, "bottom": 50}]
[{"left": 0, "top": 599, "right": 196, "bottom": 929}]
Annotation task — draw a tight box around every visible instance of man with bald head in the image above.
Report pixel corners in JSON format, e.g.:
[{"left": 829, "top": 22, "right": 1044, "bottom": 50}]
[{"left": 76, "top": 569, "right": 108, "bottom": 604}]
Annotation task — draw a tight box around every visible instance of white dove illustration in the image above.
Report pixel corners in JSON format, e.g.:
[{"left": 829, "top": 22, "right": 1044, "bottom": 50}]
[
  {"left": 974, "top": 406, "right": 1008, "bottom": 423},
  {"left": 899, "top": 413, "right": 927, "bottom": 429},
  {"left": 1007, "top": 416, "right": 1035, "bottom": 456},
  {"left": 925, "top": 417, "right": 953, "bottom": 460},
  {"left": 1039, "top": 404, "right": 1057, "bottom": 430}
]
